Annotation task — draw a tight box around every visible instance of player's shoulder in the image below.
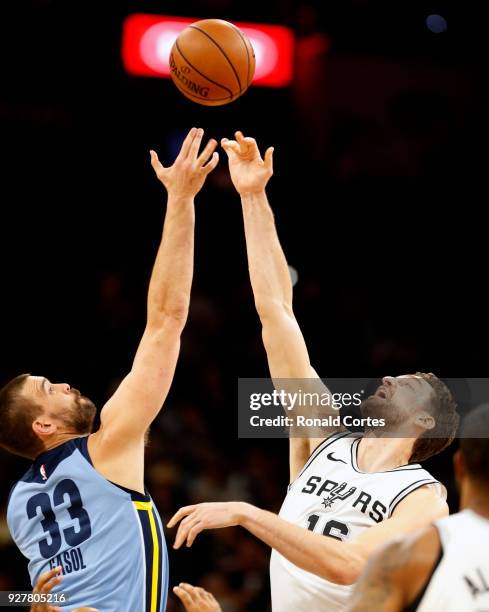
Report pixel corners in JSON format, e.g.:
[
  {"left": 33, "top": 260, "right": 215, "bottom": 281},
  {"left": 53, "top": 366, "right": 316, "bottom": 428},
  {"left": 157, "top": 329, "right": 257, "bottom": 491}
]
[
  {"left": 8, "top": 437, "right": 91, "bottom": 492},
  {"left": 385, "top": 460, "right": 444, "bottom": 517}
]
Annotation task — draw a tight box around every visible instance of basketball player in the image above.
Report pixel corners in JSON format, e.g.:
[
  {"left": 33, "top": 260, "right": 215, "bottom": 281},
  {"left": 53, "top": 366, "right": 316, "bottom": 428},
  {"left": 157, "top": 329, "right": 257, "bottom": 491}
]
[
  {"left": 345, "top": 403, "right": 489, "bottom": 612},
  {"left": 1, "top": 127, "right": 219, "bottom": 611},
  {"left": 167, "top": 132, "right": 460, "bottom": 611}
]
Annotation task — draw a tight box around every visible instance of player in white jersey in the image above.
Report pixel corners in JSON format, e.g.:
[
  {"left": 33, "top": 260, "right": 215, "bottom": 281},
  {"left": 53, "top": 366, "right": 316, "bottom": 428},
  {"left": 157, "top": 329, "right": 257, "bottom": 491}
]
[
  {"left": 268, "top": 431, "right": 443, "bottom": 610},
  {"left": 346, "top": 403, "right": 489, "bottom": 612},
  {"left": 168, "top": 132, "right": 460, "bottom": 611}
]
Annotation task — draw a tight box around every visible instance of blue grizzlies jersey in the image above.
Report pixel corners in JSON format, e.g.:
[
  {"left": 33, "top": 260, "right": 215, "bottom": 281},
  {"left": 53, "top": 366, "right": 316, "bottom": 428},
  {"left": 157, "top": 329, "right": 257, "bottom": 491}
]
[{"left": 7, "top": 436, "right": 168, "bottom": 612}]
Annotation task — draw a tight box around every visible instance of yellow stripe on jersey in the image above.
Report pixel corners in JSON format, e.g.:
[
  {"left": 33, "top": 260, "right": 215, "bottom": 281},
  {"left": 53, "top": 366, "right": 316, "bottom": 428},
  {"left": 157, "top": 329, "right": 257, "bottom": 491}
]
[
  {"left": 133, "top": 501, "right": 160, "bottom": 612},
  {"left": 134, "top": 501, "right": 153, "bottom": 511}
]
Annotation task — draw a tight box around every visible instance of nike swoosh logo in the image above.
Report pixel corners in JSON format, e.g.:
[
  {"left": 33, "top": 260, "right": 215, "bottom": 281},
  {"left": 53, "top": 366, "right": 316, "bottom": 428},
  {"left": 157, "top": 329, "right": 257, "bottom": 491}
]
[{"left": 327, "top": 452, "right": 347, "bottom": 464}]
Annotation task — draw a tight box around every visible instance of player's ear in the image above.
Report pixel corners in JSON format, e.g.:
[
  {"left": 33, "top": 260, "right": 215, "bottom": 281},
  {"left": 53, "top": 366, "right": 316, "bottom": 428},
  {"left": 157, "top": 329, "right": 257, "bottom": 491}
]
[
  {"left": 32, "top": 417, "right": 57, "bottom": 438},
  {"left": 414, "top": 411, "right": 435, "bottom": 431}
]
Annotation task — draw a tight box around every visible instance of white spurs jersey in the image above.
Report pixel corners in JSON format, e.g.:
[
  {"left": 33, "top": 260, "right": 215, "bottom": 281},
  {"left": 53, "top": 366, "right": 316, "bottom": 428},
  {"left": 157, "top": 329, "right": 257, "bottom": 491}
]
[
  {"left": 415, "top": 510, "right": 489, "bottom": 612},
  {"left": 270, "top": 431, "right": 441, "bottom": 612}
]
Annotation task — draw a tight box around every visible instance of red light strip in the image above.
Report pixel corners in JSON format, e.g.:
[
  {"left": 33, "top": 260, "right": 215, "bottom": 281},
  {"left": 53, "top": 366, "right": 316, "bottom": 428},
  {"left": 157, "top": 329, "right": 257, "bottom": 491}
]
[{"left": 122, "top": 13, "right": 294, "bottom": 87}]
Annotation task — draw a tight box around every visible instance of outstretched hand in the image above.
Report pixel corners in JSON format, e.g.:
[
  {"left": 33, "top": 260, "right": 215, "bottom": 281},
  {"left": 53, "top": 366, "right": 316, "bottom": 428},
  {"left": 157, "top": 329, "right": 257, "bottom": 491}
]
[
  {"left": 221, "top": 131, "right": 274, "bottom": 195},
  {"left": 150, "top": 127, "right": 219, "bottom": 199},
  {"left": 167, "top": 502, "right": 245, "bottom": 548},
  {"left": 173, "top": 583, "right": 221, "bottom": 611}
]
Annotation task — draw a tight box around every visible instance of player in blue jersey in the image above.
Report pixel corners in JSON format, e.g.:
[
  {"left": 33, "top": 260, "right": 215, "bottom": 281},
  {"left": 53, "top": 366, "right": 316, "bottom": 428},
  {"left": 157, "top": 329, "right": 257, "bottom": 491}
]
[{"left": 1, "top": 127, "right": 219, "bottom": 612}]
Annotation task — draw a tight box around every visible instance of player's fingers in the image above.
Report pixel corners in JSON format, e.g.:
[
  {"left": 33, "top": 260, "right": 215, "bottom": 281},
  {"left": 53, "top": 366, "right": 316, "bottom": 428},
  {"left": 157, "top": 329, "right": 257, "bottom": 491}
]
[
  {"left": 203, "top": 152, "right": 219, "bottom": 174},
  {"left": 175, "top": 513, "right": 201, "bottom": 549},
  {"left": 235, "top": 131, "right": 251, "bottom": 155},
  {"left": 264, "top": 146, "right": 274, "bottom": 171},
  {"left": 221, "top": 139, "right": 240, "bottom": 158},
  {"left": 40, "top": 575, "right": 63, "bottom": 593},
  {"left": 189, "top": 127, "right": 204, "bottom": 159},
  {"left": 203, "top": 588, "right": 216, "bottom": 599},
  {"left": 173, "top": 587, "right": 193, "bottom": 609},
  {"left": 195, "top": 587, "right": 209, "bottom": 599},
  {"left": 178, "top": 583, "right": 198, "bottom": 596},
  {"left": 221, "top": 137, "right": 237, "bottom": 147},
  {"left": 173, "top": 519, "right": 192, "bottom": 549},
  {"left": 235, "top": 131, "right": 259, "bottom": 155},
  {"left": 197, "top": 138, "right": 217, "bottom": 166},
  {"left": 150, "top": 150, "right": 166, "bottom": 174},
  {"left": 206, "top": 591, "right": 219, "bottom": 603},
  {"left": 186, "top": 521, "right": 204, "bottom": 547},
  {"left": 173, "top": 585, "right": 195, "bottom": 607},
  {"left": 34, "top": 566, "right": 62, "bottom": 591},
  {"left": 177, "top": 513, "right": 196, "bottom": 531},
  {"left": 243, "top": 136, "right": 261, "bottom": 158},
  {"left": 167, "top": 505, "right": 196, "bottom": 528},
  {"left": 235, "top": 131, "right": 246, "bottom": 144},
  {"left": 178, "top": 127, "right": 198, "bottom": 159}
]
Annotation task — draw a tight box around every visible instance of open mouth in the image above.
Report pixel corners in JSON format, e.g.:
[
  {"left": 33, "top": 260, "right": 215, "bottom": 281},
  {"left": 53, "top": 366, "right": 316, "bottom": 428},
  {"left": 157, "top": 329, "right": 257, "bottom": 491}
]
[{"left": 375, "top": 386, "right": 388, "bottom": 399}]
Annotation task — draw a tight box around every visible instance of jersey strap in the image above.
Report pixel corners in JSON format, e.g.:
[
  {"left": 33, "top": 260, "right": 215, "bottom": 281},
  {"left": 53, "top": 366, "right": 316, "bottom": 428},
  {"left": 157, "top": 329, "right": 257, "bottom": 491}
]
[
  {"left": 388, "top": 478, "right": 440, "bottom": 516},
  {"left": 289, "top": 431, "right": 354, "bottom": 489}
]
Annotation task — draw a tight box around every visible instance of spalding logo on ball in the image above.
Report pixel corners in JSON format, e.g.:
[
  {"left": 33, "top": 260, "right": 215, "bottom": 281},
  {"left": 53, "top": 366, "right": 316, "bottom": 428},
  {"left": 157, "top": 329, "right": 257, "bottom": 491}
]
[{"left": 169, "top": 19, "right": 256, "bottom": 106}]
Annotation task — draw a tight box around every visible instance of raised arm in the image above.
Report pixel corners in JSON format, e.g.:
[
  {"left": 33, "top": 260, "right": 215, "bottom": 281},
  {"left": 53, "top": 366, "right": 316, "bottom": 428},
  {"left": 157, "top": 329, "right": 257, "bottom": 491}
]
[
  {"left": 168, "top": 486, "right": 447, "bottom": 586},
  {"left": 222, "top": 132, "right": 310, "bottom": 380},
  {"left": 222, "top": 132, "right": 338, "bottom": 478},
  {"left": 91, "top": 128, "right": 218, "bottom": 457}
]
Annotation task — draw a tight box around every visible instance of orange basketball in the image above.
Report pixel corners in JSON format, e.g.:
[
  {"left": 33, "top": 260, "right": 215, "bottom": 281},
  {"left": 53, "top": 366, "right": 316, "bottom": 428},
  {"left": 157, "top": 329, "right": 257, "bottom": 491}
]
[{"left": 169, "top": 19, "right": 255, "bottom": 106}]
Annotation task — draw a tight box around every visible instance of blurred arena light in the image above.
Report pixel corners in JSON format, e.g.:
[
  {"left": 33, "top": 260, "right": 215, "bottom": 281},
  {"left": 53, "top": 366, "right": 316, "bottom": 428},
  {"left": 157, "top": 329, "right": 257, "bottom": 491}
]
[
  {"left": 426, "top": 14, "right": 448, "bottom": 33},
  {"left": 122, "top": 14, "right": 295, "bottom": 87}
]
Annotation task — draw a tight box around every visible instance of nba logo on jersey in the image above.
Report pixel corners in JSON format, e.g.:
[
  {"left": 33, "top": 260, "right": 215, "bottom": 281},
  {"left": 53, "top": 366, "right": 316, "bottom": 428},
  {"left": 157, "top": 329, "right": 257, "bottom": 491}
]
[{"left": 40, "top": 465, "right": 47, "bottom": 481}]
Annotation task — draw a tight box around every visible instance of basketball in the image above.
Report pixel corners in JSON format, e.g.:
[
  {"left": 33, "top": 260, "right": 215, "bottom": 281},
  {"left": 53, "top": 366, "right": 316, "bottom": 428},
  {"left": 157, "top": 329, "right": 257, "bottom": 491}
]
[{"left": 169, "top": 19, "right": 256, "bottom": 106}]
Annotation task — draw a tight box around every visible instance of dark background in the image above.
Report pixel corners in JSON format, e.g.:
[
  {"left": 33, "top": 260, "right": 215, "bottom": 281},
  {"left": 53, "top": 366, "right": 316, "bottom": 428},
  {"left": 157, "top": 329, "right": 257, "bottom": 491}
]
[{"left": 0, "top": 0, "right": 487, "bottom": 609}]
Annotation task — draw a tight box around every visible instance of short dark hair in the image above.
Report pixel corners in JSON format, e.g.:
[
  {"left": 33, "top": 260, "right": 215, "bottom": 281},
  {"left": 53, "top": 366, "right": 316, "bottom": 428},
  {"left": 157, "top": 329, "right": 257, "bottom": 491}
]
[
  {"left": 409, "top": 372, "right": 459, "bottom": 464},
  {"left": 459, "top": 404, "right": 489, "bottom": 485},
  {"left": 0, "top": 373, "right": 45, "bottom": 459}
]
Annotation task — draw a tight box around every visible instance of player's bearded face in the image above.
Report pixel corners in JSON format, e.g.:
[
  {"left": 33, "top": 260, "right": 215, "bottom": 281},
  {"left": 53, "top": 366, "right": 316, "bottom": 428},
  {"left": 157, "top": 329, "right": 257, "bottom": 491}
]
[
  {"left": 361, "top": 375, "right": 435, "bottom": 432},
  {"left": 60, "top": 391, "right": 97, "bottom": 434},
  {"left": 360, "top": 385, "right": 409, "bottom": 430},
  {"left": 360, "top": 394, "right": 406, "bottom": 429}
]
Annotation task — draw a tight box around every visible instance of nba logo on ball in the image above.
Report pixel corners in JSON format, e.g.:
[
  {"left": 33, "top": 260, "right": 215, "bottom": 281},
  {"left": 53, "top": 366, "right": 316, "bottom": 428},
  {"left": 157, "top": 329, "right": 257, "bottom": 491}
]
[{"left": 170, "top": 19, "right": 256, "bottom": 106}]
